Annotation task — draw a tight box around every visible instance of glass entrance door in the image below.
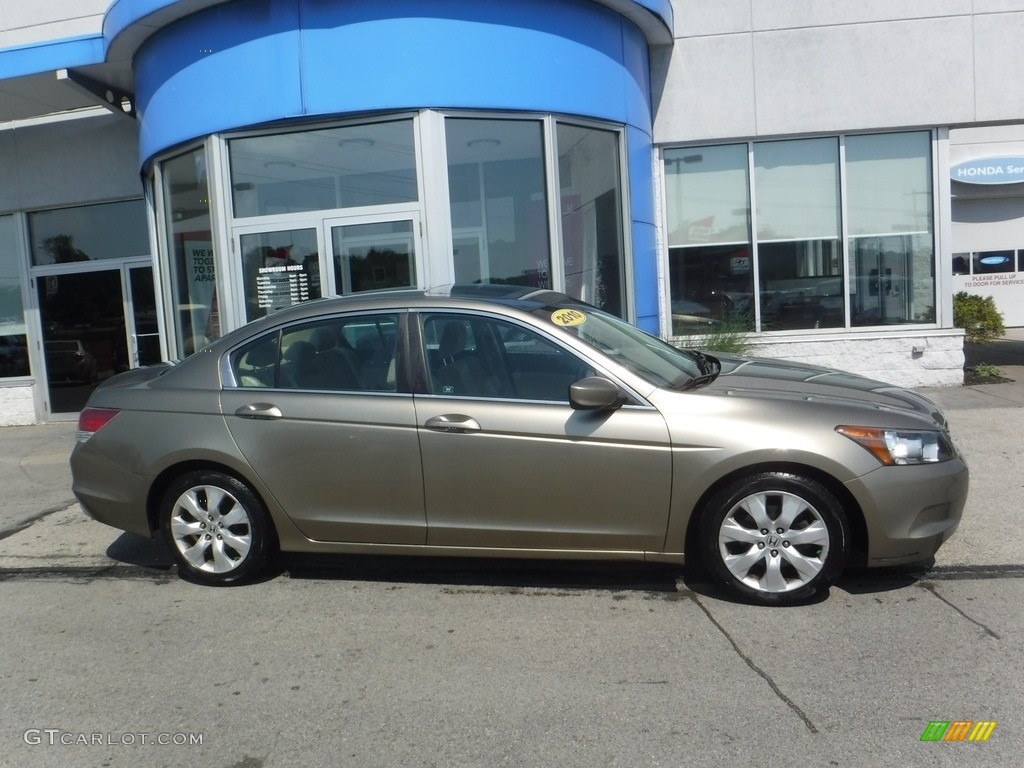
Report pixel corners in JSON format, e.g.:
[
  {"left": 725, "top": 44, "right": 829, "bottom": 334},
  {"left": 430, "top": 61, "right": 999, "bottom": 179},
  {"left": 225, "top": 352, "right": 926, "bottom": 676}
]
[
  {"left": 36, "top": 263, "right": 163, "bottom": 415},
  {"left": 327, "top": 215, "right": 419, "bottom": 295},
  {"left": 37, "top": 269, "right": 129, "bottom": 414},
  {"left": 236, "top": 227, "right": 322, "bottom": 323},
  {"left": 127, "top": 264, "right": 161, "bottom": 366}
]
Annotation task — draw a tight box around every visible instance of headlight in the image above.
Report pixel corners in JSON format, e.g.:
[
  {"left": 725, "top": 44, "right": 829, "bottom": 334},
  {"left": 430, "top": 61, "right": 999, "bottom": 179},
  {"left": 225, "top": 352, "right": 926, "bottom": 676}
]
[{"left": 836, "top": 425, "right": 956, "bottom": 466}]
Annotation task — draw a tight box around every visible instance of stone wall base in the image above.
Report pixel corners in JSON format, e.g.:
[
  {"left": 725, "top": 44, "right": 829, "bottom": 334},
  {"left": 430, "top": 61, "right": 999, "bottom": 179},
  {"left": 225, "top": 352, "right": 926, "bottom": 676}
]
[
  {"left": 672, "top": 330, "right": 966, "bottom": 389},
  {"left": 0, "top": 382, "right": 37, "bottom": 426}
]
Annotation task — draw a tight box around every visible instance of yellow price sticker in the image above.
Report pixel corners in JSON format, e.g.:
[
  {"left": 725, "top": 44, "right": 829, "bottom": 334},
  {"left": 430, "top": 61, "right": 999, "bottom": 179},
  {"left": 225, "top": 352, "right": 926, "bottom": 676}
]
[{"left": 551, "top": 308, "right": 587, "bottom": 327}]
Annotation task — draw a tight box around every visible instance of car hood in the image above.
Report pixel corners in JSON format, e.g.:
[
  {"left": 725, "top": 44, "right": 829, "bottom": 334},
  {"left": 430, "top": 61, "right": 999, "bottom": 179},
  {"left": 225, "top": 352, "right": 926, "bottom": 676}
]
[{"left": 698, "top": 353, "right": 949, "bottom": 429}]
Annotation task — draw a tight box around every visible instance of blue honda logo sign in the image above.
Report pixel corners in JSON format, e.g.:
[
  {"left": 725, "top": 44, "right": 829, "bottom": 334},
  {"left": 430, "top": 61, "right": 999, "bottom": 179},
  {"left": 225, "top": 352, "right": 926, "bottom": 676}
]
[{"left": 951, "top": 156, "right": 1024, "bottom": 185}]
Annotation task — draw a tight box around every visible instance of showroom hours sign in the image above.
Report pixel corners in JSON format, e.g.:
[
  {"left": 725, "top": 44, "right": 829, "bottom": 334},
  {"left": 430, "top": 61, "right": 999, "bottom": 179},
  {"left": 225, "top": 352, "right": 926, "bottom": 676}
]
[{"left": 256, "top": 262, "right": 311, "bottom": 311}]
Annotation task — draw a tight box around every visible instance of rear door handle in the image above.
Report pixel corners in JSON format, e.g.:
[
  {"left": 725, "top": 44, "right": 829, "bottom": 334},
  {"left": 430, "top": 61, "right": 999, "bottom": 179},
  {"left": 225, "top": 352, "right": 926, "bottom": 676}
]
[
  {"left": 235, "top": 403, "right": 283, "bottom": 420},
  {"left": 424, "top": 414, "right": 481, "bottom": 433}
]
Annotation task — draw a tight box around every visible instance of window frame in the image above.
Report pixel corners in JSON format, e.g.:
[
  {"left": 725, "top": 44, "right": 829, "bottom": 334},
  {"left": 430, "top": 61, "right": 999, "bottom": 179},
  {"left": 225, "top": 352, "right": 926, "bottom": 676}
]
[
  {"left": 661, "top": 130, "right": 941, "bottom": 336},
  {"left": 153, "top": 110, "right": 633, "bottom": 359},
  {"left": 222, "top": 309, "right": 410, "bottom": 395}
]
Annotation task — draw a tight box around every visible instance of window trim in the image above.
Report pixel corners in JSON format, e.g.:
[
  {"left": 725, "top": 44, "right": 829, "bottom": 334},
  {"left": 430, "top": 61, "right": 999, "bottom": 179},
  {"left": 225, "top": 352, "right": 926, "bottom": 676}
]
[{"left": 660, "top": 129, "right": 941, "bottom": 337}]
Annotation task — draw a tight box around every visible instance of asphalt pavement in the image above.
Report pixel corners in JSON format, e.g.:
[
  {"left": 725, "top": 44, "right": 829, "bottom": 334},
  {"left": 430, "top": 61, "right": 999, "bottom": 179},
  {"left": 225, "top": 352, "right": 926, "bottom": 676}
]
[{"left": 1, "top": 334, "right": 1022, "bottom": 768}]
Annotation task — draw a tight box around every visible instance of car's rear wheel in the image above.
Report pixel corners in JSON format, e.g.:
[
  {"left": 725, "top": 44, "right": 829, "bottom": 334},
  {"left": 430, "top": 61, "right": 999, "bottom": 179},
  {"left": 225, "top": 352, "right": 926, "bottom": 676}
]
[
  {"left": 699, "top": 472, "right": 849, "bottom": 606},
  {"left": 161, "top": 470, "right": 274, "bottom": 585}
]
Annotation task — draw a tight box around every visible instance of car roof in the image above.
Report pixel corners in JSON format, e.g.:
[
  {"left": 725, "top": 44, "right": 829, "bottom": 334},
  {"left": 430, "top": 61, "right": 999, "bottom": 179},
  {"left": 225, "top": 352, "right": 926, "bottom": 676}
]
[{"left": 239, "top": 285, "right": 585, "bottom": 330}]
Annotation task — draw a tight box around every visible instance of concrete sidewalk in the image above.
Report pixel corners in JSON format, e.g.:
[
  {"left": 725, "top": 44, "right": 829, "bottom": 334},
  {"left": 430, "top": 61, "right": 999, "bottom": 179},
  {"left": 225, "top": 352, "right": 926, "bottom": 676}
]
[{"left": 0, "top": 421, "right": 76, "bottom": 538}]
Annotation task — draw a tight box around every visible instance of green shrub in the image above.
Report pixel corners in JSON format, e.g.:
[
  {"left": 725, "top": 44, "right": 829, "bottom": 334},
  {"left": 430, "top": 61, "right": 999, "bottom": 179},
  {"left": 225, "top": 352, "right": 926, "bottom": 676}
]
[
  {"left": 675, "top": 315, "right": 753, "bottom": 355},
  {"left": 971, "top": 362, "right": 1003, "bottom": 379},
  {"left": 953, "top": 292, "right": 1005, "bottom": 344}
]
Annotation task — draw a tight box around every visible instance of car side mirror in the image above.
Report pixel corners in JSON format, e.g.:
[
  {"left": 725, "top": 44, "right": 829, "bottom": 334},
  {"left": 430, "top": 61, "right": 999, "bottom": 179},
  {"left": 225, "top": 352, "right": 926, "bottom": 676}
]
[{"left": 569, "top": 377, "right": 624, "bottom": 411}]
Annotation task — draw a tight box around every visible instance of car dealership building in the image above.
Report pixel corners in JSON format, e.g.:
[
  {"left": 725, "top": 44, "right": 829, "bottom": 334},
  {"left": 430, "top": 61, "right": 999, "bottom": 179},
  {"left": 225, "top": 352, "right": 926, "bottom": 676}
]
[{"left": 1, "top": 0, "right": 1023, "bottom": 424}]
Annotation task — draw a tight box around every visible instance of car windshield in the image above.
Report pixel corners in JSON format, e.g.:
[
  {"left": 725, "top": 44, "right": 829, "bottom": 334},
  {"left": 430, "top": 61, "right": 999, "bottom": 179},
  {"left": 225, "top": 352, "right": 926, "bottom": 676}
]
[{"left": 533, "top": 304, "right": 715, "bottom": 390}]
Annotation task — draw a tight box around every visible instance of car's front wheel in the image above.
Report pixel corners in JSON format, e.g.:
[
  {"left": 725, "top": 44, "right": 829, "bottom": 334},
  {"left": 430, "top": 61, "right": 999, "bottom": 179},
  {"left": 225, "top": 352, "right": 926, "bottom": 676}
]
[
  {"left": 699, "top": 472, "right": 849, "bottom": 605},
  {"left": 161, "top": 470, "right": 274, "bottom": 585}
]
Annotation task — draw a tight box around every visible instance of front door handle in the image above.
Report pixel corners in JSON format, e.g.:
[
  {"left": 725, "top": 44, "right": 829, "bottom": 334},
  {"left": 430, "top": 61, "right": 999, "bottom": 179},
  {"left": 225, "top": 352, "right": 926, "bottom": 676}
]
[
  {"left": 424, "top": 414, "right": 481, "bottom": 433},
  {"left": 235, "top": 403, "right": 283, "bottom": 420}
]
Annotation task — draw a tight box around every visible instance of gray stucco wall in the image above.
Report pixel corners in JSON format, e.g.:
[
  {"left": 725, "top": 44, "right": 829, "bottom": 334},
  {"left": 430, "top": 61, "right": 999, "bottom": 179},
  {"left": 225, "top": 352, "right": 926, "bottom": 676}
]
[
  {"left": 0, "top": 111, "right": 142, "bottom": 212},
  {"left": 653, "top": 0, "right": 1024, "bottom": 142}
]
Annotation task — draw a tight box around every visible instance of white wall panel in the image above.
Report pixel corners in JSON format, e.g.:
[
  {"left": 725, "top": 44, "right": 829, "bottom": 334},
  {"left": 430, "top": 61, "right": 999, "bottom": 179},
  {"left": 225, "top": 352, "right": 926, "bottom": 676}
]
[
  {"left": 973, "top": 0, "right": 1024, "bottom": 12},
  {"left": 751, "top": 18, "right": 974, "bottom": 136},
  {"left": 748, "top": 0, "right": 971, "bottom": 30},
  {"left": 0, "top": 0, "right": 105, "bottom": 49},
  {"left": 651, "top": 35, "right": 756, "bottom": 142},
  {"left": 974, "top": 13, "right": 1024, "bottom": 122},
  {"left": 671, "top": 0, "right": 751, "bottom": 38}
]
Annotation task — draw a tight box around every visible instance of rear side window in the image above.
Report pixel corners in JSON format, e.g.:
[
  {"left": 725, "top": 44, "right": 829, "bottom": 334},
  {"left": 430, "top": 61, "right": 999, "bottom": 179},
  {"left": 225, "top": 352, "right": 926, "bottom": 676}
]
[
  {"left": 230, "top": 313, "right": 400, "bottom": 391},
  {"left": 232, "top": 334, "right": 280, "bottom": 387}
]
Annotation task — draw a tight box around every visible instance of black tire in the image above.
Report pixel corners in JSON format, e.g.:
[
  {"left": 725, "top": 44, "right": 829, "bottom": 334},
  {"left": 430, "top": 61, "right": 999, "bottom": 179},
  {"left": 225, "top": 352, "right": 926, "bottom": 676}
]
[
  {"left": 698, "top": 472, "right": 849, "bottom": 606},
  {"left": 160, "top": 470, "right": 275, "bottom": 585}
]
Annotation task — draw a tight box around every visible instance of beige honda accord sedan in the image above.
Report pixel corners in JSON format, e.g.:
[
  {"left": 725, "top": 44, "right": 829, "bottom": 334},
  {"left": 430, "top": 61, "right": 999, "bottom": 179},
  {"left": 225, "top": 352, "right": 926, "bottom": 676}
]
[{"left": 71, "top": 288, "right": 968, "bottom": 605}]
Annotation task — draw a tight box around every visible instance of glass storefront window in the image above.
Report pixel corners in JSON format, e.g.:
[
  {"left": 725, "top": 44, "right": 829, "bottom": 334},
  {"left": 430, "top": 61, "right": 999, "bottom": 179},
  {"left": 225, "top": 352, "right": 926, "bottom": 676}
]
[
  {"left": 556, "top": 122, "right": 625, "bottom": 317},
  {"left": 665, "top": 131, "right": 937, "bottom": 333},
  {"left": 29, "top": 200, "right": 149, "bottom": 266},
  {"left": 446, "top": 117, "right": 551, "bottom": 289},
  {"left": 0, "top": 214, "right": 30, "bottom": 377},
  {"left": 229, "top": 119, "right": 418, "bottom": 218},
  {"left": 664, "top": 144, "right": 753, "bottom": 334},
  {"left": 755, "top": 138, "right": 842, "bottom": 330},
  {"left": 847, "top": 132, "right": 934, "bottom": 326},
  {"left": 156, "top": 112, "right": 629, "bottom": 345},
  {"left": 162, "top": 148, "right": 221, "bottom": 355}
]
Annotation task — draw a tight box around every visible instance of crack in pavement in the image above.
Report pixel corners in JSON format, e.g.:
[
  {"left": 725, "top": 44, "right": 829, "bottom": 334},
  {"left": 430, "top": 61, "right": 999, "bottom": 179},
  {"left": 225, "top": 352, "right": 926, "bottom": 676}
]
[
  {"left": 0, "top": 502, "right": 78, "bottom": 542},
  {"left": 686, "top": 591, "right": 819, "bottom": 734},
  {"left": 917, "top": 581, "right": 1001, "bottom": 639}
]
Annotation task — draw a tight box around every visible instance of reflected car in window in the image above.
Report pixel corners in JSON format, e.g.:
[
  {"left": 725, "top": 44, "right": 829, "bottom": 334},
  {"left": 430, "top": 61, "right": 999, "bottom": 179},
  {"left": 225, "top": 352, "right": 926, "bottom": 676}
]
[
  {"left": 70, "top": 288, "right": 968, "bottom": 605},
  {"left": 45, "top": 339, "right": 98, "bottom": 384}
]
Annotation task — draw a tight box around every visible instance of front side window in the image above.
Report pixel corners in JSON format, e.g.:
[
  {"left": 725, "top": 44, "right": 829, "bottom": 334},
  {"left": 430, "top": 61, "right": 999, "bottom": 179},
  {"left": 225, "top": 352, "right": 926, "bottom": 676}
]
[
  {"left": 422, "top": 313, "right": 590, "bottom": 401},
  {"left": 0, "top": 214, "right": 29, "bottom": 378}
]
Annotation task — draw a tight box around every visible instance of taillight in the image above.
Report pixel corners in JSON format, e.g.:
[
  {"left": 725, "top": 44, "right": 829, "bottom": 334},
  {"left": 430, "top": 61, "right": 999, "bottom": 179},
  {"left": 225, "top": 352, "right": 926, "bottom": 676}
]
[{"left": 77, "top": 407, "right": 120, "bottom": 442}]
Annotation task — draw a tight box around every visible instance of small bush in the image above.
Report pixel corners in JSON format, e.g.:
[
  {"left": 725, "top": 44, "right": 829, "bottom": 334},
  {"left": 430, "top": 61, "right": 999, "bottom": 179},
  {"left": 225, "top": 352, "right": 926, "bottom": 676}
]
[
  {"left": 953, "top": 292, "right": 1005, "bottom": 344},
  {"left": 971, "top": 362, "right": 1003, "bottom": 379},
  {"left": 675, "top": 315, "right": 753, "bottom": 355}
]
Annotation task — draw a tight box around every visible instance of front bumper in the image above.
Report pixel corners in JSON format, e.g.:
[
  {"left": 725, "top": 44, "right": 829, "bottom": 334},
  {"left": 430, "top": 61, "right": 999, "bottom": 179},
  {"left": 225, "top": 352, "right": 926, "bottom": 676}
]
[{"left": 845, "top": 457, "right": 969, "bottom": 566}]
